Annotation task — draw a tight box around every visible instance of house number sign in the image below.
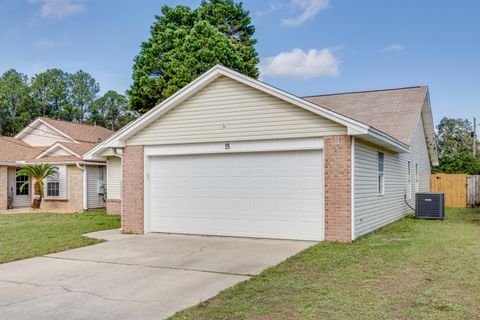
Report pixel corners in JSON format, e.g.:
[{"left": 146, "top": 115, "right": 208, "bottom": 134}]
[{"left": 225, "top": 142, "right": 231, "bottom": 150}]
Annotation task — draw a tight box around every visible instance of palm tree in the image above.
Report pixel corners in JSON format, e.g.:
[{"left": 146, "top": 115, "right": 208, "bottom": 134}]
[{"left": 16, "top": 164, "right": 58, "bottom": 209}]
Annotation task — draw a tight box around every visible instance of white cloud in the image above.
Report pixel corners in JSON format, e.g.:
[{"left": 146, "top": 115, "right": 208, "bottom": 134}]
[
  {"left": 259, "top": 48, "right": 340, "bottom": 80},
  {"left": 282, "top": 0, "right": 329, "bottom": 26},
  {"left": 256, "top": 3, "right": 281, "bottom": 16},
  {"left": 28, "top": 0, "right": 86, "bottom": 20},
  {"left": 383, "top": 44, "right": 405, "bottom": 52}
]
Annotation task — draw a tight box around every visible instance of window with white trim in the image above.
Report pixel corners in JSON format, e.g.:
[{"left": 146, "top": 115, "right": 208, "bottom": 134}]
[
  {"left": 407, "top": 161, "right": 412, "bottom": 199},
  {"left": 378, "top": 152, "right": 385, "bottom": 195},
  {"left": 415, "top": 163, "right": 419, "bottom": 193},
  {"left": 16, "top": 169, "right": 29, "bottom": 196},
  {"left": 46, "top": 168, "right": 60, "bottom": 197}
]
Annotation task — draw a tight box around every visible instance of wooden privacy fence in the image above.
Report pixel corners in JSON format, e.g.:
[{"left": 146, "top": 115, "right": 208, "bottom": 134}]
[
  {"left": 467, "top": 175, "right": 480, "bottom": 207},
  {"left": 430, "top": 173, "right": 480, "bottom": 208}
]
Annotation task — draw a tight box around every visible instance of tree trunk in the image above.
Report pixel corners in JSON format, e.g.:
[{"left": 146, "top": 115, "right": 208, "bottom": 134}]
[{"left": 32, "top": 181, "right": 42, "bottom": 209}]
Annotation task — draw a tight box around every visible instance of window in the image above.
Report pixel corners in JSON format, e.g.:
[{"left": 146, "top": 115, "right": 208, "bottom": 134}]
[
  {"left": 16, "top": 169, "right": 29, "bottom": 196},
  {"left": 46, "top": 169, "right": 60, "bottom": 197},
  {"left": 407, "top": 161, "right": 412, "bottom": 199},
  {"left": 415, "top": 163, "right": 419, "bottom": 193},
  {"left": 378, "top": 152, "right": 385, "bottom": 195}
]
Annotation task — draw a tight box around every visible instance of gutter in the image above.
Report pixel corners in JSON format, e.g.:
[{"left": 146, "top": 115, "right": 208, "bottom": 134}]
[{"left": 368, "top": 127, "right": 410, "bottom": 153}]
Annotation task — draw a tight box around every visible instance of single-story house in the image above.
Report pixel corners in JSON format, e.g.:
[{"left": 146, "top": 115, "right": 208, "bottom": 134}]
[
  {"left": 0, "top": 117, "right": 113, "bottom": 212},
  {"left": 86, "top": 65, "right": 438, "bottom": 242}
]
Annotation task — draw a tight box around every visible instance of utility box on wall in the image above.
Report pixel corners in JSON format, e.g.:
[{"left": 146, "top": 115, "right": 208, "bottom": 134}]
[{"left": 415, "top": 192, "right": 445, "bottom": 220}]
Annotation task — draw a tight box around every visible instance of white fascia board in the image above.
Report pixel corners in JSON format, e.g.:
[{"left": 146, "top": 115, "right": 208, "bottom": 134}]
[
  {"left": 86, "top": 65, "right": 369, "bottom": 158},
  {"left": 26, "top": 161, "right": 106, "bottom": 166},
  {"left": 85, "top": 64, "right": 410, "bottom": 157},
  {"left": 84, "top": 67, "right": 222, "bottom": 159},
  {"left": 35, "top": 143, "right": 81, "bottom": 159},
  {"left": 15, "top": 118, "right": 77, "bottom": 143},
  {"left": 144, "top": 138, "right": 324, "bottom": 157},
  {"left": 421, "top": 92, "right": 439, "bottom": 166},
  {"left": 216, "top": 66, "right": 370, "bottom": 133},
  {"left": 0, "top": 162, "right": 19, "bottom": 166},
  {"left": 367, "top": 127, "right": 410, "bottom": 153}
]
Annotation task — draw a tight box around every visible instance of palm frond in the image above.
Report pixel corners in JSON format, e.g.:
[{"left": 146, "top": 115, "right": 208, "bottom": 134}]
[{"left": 16, "top": 164, "right": 59, "bottom": 196}]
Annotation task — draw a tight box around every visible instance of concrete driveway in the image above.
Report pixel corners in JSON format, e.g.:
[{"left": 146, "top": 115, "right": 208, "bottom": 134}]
[{"left": 0, "top": 230, "right": 314, "bottom": 320}]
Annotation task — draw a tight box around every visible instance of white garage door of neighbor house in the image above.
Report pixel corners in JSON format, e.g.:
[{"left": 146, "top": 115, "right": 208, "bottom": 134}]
[{"left": 147, "top": 150, "right": 324, "bottom": 241}]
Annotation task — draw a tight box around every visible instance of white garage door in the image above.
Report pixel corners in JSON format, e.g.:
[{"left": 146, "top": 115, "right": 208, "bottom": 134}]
[{"left": 147, "top": 150, "right": 323, "bottom": 241}]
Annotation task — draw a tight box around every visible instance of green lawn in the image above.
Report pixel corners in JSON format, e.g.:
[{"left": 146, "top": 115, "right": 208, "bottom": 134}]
[
  {"left": 172, "top": 208, "right": 480, "bottom": 320},
  {"left": 0, "top": 210, "right": 120, "bottom": 264}
]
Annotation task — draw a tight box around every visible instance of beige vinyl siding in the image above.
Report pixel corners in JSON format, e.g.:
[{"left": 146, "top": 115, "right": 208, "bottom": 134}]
[
  {"left": 48, "top": 147, "right": 74, "bottom": 157},
  {"left": 106, "top": 156, "right": 121, "bottom": 199},
  {"left": 86, "top": 165, "right": 106, "bottom": 209},
  {"left": 7, "top": 167, "right": 31, "bottom": 208},
  {"left": 21, "top": 123, "right": 72, "bottom": 146},
  {"left": 127, "top": 76, "right": 346, "bottom": 145},
  {"left": 353, "top": 117, "right": 431, "bottom": 239}
]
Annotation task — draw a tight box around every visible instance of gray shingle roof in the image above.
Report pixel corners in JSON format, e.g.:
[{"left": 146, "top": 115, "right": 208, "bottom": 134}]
[{"left": 303, "top": 86, "right": 428, "bottom": 146}]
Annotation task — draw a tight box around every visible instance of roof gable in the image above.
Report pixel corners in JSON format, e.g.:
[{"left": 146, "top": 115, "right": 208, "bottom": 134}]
[
  {"left": 35, "top": 142, "right": 98, "bottom": 160},
  {"left": 39, "top": 117, "right": 114, "bottom": 143},
  {"left": 87, "top": 65, "right": 413, "bottom": 158},
  {"left": 126, "top": 75, "right": 347, "bottom": 145},
  {"left": 15, "top": 117, "right": 114, "bottom": 145}
]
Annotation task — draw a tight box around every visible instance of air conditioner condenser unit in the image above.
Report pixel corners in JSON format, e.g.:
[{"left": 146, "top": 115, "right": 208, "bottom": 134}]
[{"left": 415, "top": 192, "right": 445, "bottom": 220}]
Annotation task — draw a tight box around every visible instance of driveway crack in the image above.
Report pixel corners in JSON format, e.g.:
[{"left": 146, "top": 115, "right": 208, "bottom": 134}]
[
  {"left": 42, "top": 256, "right": 253, "bottom": 277},
  {"left": 0, "top": 279, "right": 152, "bottom": 306}
]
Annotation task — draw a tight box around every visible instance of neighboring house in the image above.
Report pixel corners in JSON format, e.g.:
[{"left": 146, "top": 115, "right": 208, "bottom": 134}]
[
  {"left": 0, "top": 117, "right": 114, "bottom": 212},
  {"left": 86, "top": 65, "right": 438, "bottom": 242}
]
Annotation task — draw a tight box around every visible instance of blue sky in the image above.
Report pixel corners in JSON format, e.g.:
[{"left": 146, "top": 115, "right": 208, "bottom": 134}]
[{"left": 0, "top": 0, "right": 479, "bottom": 124}]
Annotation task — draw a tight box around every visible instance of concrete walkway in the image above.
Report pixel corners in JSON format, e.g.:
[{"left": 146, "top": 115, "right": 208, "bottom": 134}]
[{"left": 0, "top": 229, "right": 315, "bottom": 320}]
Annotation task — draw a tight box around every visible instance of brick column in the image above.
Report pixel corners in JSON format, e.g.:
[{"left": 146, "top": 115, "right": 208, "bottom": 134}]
[
  {"left": 324, "top": 135, "right": 352, "bottom": 242},
  {"left": 0, "top": 166, "right": 7, "bottom": 210},
  {"left": 121, "top": 146, "right": 144, "bottom": 233},
  {"left": 106, "top": 199, "right": 121, "bottom": 215}
]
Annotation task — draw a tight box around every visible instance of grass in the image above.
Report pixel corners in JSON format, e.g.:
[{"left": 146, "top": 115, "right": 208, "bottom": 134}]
[
  {"left": 0, "top": 210, "right": 120, "bottom": 264},
  {"left": 171, "top": 208, "right": 480, "bottom": 320}
]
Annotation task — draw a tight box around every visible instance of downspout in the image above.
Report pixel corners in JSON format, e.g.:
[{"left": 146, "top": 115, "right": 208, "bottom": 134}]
[
  {"left": 113, "top": 147, "right": 123, "bottom": 203},
  {"left": 76, "top": 162, "right": 87, "bottom": 211}
]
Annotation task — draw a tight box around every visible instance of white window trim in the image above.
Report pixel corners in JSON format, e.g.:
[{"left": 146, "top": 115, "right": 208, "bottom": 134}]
[
  {"left": 415, "top": 163, "right": 419, "bottom": 193},
  {"left": 46, "top": 169, "right": 60, "bottom": 198},
  {"left": 407, "top": 161, "right": 412, "bottom": 200},
  {"left": 378, "top": 152, "right": 385, "bottom": 196}
]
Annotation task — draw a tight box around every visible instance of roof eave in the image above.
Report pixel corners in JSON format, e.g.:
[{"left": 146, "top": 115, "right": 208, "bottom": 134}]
[
  {"left": 14, "top": 118, "right": 77, "bottom": 143},
  {"left": 85, "top": 65, "right": 371, "bottom": 159},
  {"left": 359, "top": 127, "right": 410, "bottom": 153}
]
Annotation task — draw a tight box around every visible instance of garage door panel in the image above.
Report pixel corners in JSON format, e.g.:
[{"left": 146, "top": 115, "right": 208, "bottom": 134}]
[{"left": 148, "top": 150, "right": 323, "bottom": 241}]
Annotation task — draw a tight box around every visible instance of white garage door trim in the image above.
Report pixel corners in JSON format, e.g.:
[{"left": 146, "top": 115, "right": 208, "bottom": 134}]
[{"left": 144, "top": 138, "right": 324, "bottom": 240}]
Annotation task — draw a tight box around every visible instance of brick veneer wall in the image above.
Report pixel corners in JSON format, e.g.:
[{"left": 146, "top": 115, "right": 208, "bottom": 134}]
[
  {"left": 106, "top": 199, "right": 121, "bottom": 215},
  {"left": 0, "top": 166, "right": 7, "bottom": 210},
  {"left": 324, "top": 135, "right": 352, "bottom": 242},
  {"left": 40, "top": 165, "right": 84, "bottom": 212},
  {"left": 121, "top": 145, "right": 144, "bottom": 233}
]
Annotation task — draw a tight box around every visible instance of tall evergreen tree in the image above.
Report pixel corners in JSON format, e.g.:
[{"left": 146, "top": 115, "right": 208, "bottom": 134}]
[
  {"left": 129, "top": 0, "right": 259, "bottom": 113},
  {"left": 0, "top": 69, "right": 37, "bottom": 136},
  {"left": 31, "top": 69, "right": 71, "bottom": 120},
  {"left": 198, "top": 0, "right": 259, "bottom": 77},
  {"left": 69, "top": 70, "right": 100, "bottom": 122},
  {"left": 88, "top": 90, "right": 136, "bottom": 130}
]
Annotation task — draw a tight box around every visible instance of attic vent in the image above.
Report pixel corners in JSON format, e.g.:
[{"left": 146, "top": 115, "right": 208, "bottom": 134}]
[{"left": 97, "top": 138, "right": 102, "bottom": 143}]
